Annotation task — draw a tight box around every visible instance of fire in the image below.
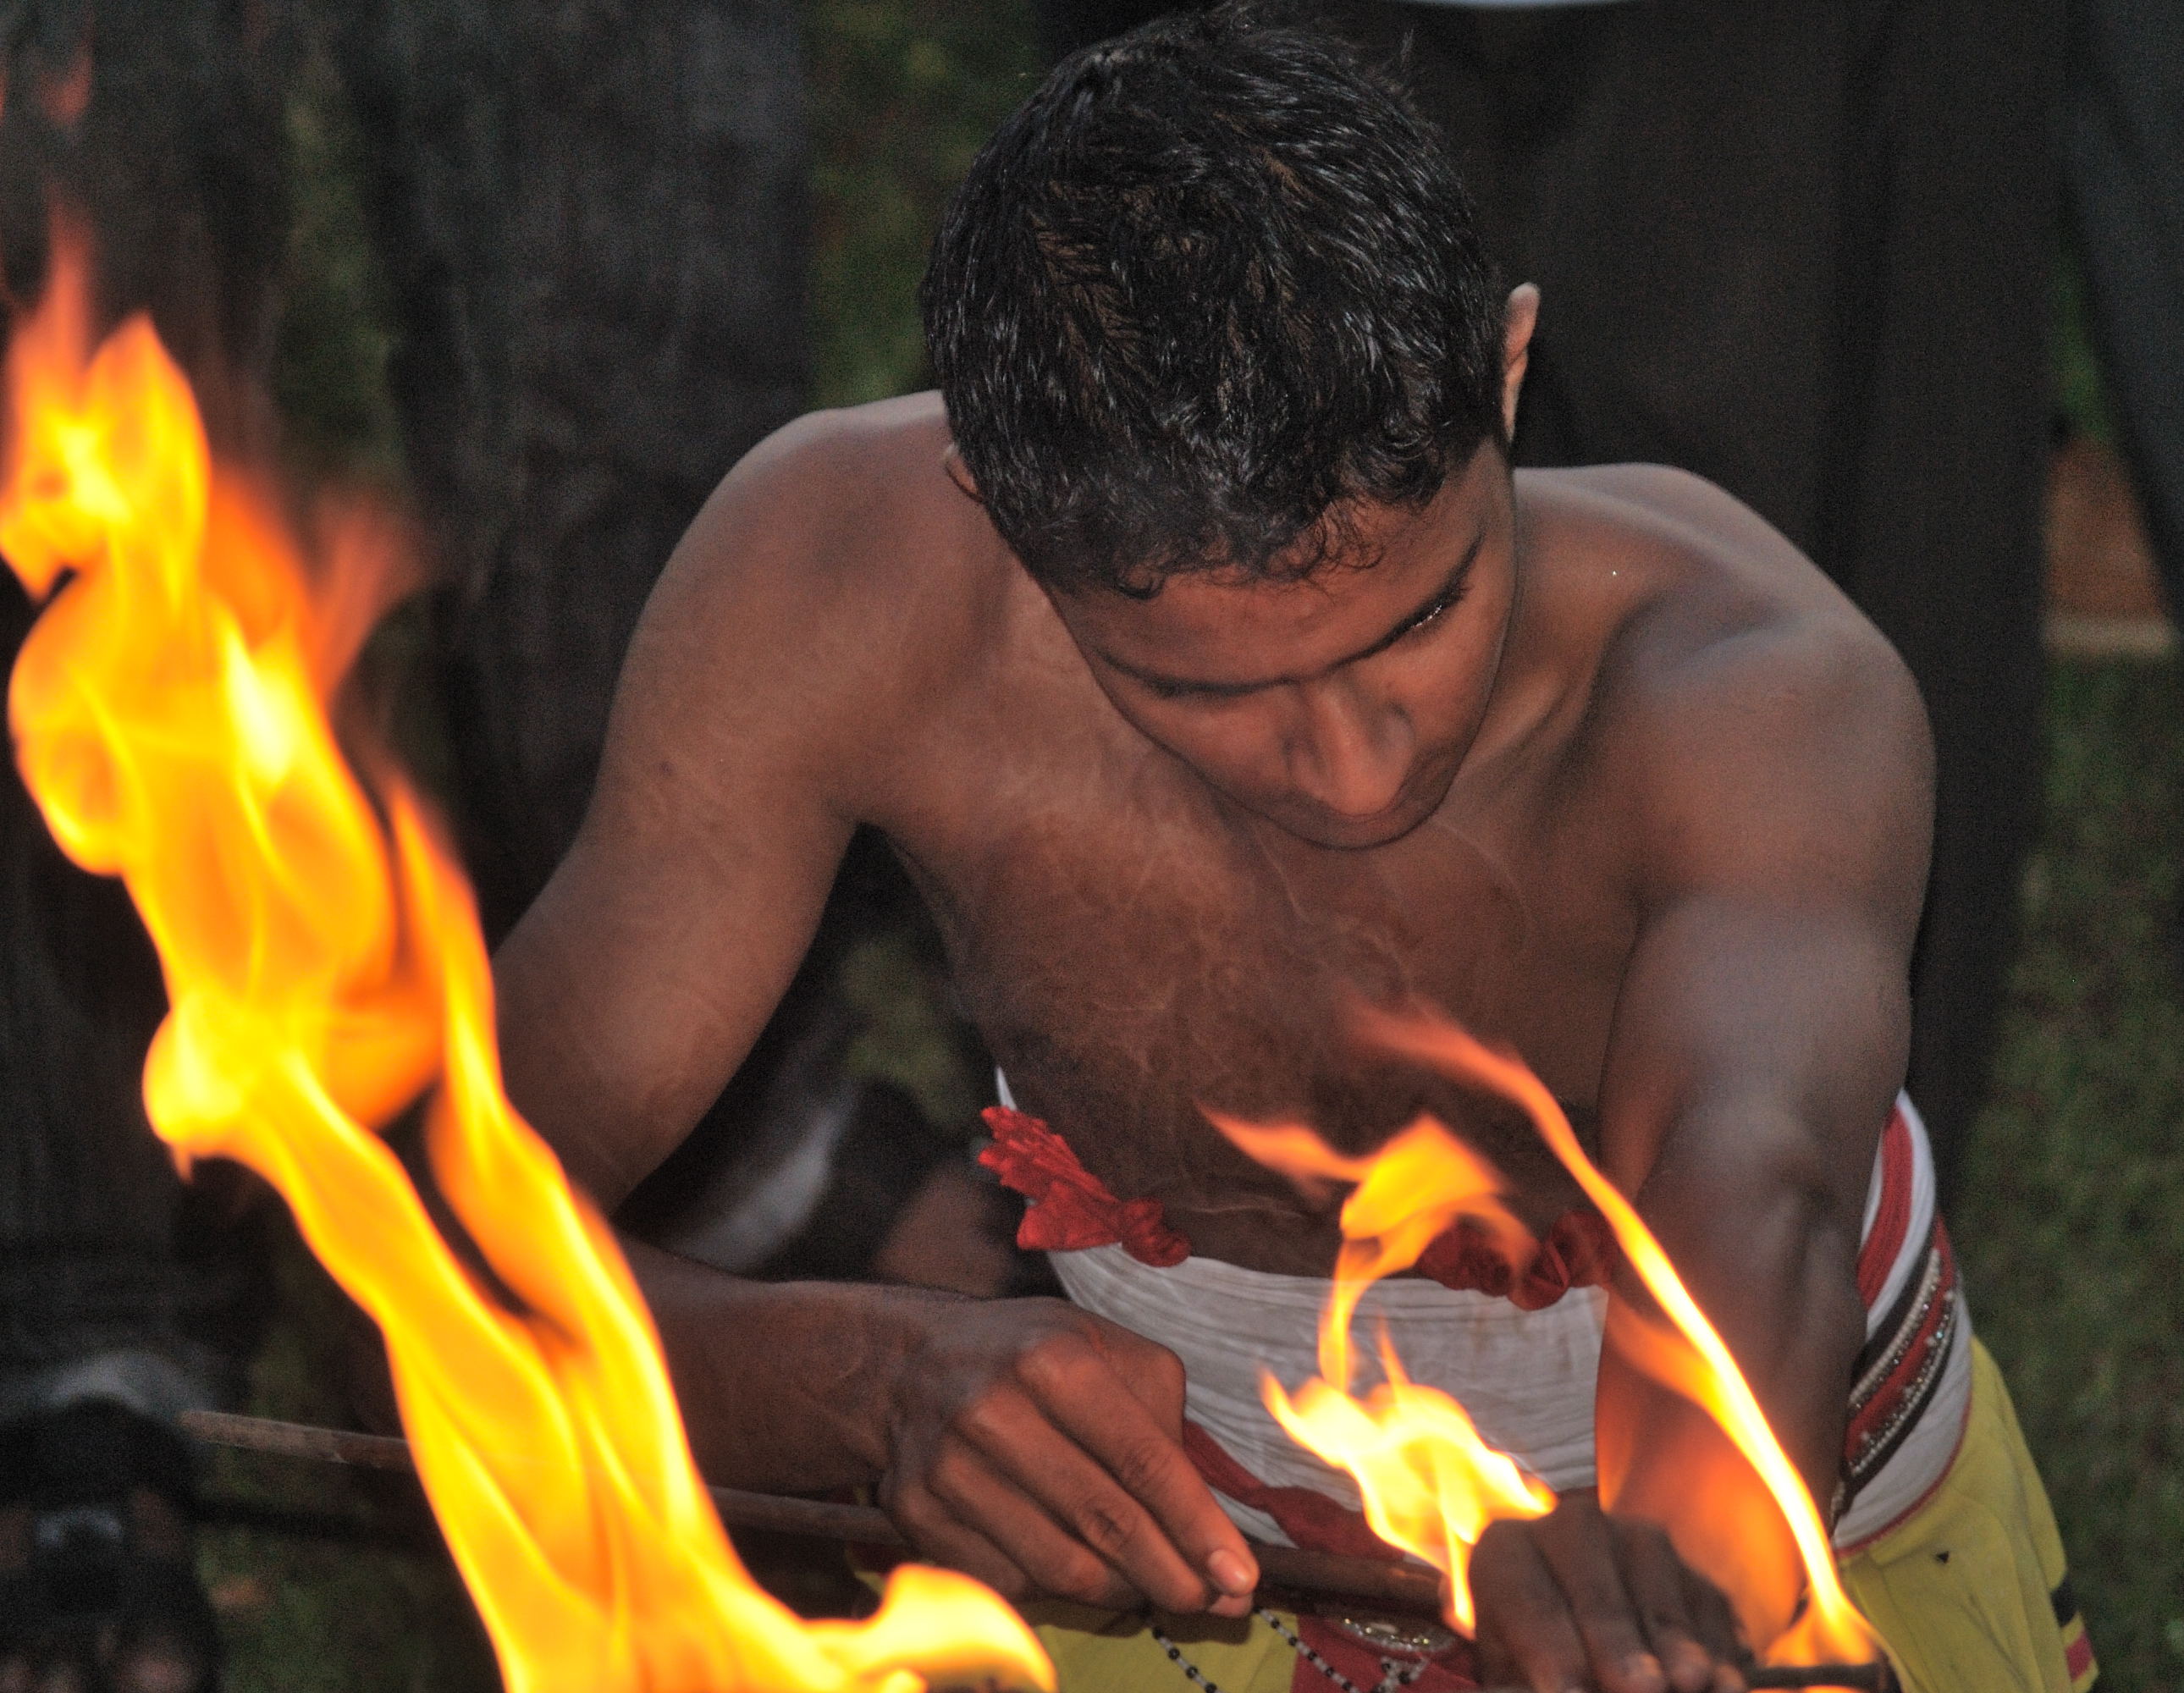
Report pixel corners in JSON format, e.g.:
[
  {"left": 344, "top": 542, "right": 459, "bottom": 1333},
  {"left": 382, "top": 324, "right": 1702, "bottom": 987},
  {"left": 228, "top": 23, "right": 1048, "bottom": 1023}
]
[
  {"left": 1206, "top": 1109, "right": 1554, "bottom": 1630},
  {"left": 0, "top": 228, "right": 1051, "bottom": 1693},
  {"left": 1358, "top": 1008, "right": 1881, "bottom": 1672},
  {"left": 1210, "top": 1114, "right": 1535, "bottom": 1393}
]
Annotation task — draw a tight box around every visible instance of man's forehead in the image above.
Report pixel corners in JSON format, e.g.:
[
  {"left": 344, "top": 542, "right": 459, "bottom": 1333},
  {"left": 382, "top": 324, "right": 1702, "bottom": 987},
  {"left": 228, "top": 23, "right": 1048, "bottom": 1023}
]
[
  {"left": 1097, "top": 560, "right": 1383, "bottom": 653},
  {"left": 1062, "top": 485, "right": 1486, "bottom": 692}
]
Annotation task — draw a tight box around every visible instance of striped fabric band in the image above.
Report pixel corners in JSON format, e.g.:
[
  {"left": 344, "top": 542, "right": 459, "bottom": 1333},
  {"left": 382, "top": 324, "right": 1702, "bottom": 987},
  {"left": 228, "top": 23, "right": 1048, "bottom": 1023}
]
[{"left": 1833, "top": 1097, "right": 1972, "bottom": 1550}]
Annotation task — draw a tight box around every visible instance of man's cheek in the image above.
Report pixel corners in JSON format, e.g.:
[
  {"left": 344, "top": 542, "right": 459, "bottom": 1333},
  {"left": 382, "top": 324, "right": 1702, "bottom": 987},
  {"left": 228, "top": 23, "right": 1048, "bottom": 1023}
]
[{"left": 1139, "top": 717, "right": 1282, "bottom": 806}]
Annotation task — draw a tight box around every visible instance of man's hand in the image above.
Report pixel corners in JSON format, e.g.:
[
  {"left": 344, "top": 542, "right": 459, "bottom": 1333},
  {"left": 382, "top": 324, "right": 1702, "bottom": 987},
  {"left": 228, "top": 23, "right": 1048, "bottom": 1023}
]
[
  {"left": 1472, "top": 1492, "right": 1749, "bottom": 1693},
  {"left": 878, "top": 1297, "right": 1260, "bottom": 1617}
]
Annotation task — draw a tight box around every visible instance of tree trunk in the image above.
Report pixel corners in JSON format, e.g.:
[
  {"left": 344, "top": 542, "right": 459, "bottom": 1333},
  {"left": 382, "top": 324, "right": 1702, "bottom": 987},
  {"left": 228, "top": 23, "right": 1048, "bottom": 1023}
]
[{"left": 333, "top": 0, "right": 810, "bottom": 937}]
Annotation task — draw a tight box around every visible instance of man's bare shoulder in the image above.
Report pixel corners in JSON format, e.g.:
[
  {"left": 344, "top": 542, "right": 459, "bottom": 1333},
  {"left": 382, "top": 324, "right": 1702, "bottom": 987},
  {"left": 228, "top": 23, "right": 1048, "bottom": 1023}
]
[
  {"left": 664, "top": 391, "right": 1011, "bottom": 648},
  {"left": 1525, "top": 462, "right": 1920, "bottom": 737},
  {"left": 1518, "top": 464, "right": 1932, "bottom": 895},
  {"left": 620, "top": 393, "right": 1021, "bottom": 810}
]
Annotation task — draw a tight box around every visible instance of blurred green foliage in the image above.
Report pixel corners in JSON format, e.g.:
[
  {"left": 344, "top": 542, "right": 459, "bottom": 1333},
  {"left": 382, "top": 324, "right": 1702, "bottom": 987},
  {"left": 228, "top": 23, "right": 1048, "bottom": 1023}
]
[
  {"left": 841, "top": 929, "right": 983, "bottom": 1133},
  {"left": 1956, "top": 662, "right": 2184, "bottom": 1690},
  {"left": 268, "top": 41, "right": 403, "bottom": 489},
  {"left": 808, "top": 0, "right": 1040, "bottom": 405}
]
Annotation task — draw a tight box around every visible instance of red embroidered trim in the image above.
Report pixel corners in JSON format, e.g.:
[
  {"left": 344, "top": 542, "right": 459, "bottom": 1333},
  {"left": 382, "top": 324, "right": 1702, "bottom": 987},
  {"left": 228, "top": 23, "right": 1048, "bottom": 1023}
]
[
  {"left": 1841, "top": 1219, "right": 1961, "bottom": 1487},
  {"left": 1288, "top": 1615, "right": 1480, "bottom": 1693},
  {"left": 979, "top": 1106, "right": 1190, "bottom": 1267},
  {"left": 981, "top": 1104, "right": 1618, "bottom": 1305},
  {"left": 1418, "top": 1210, "right": 1621, "bottom": 1310}
]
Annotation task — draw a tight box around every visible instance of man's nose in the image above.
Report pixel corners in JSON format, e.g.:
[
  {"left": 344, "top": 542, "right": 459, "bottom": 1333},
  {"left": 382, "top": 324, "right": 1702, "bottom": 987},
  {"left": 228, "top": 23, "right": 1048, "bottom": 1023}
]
[{"left": 1284, "top": 680, "right": 1413, "bottom": 819}]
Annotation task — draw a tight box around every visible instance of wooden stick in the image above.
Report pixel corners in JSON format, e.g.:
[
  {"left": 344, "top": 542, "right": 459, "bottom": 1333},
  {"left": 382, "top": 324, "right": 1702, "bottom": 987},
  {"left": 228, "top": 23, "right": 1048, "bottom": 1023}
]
[
  {"left": 178, "top": 1409, "right": 1894, "bottom": 1690},
  {"left": 179, "top": 1409, "right": 1439, "bottom": 1610}
]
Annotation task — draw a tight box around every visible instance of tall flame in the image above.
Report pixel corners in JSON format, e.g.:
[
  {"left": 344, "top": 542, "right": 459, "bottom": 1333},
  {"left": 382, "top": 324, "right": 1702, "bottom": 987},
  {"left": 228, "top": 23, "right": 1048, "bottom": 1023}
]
[
  {"left": 1359, "top": 1008, "right": 1880, "bottom": 1671},
  {"left": 1206, "top": 1109, "right": 1553, "bottom": 1630},
  {"left": 0, "top": 229, "right": 1052, "bottom": 1693}
]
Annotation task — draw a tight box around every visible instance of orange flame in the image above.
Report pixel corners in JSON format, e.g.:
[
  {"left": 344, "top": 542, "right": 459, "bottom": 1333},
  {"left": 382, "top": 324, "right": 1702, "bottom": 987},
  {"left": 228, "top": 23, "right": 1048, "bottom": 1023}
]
[
  {"left": 0, "top": 229, "right": 1052, "bottom": 1693},
  {"left": 1208, "top": 1112, "right": 1535, "bottom": 1392},
  {"left": 1207, "top": 1109, "right": 1553, "bottom": 1630},
  {"left": 1359, "top": 1008, "right": 1880, "bottom": 1671}
]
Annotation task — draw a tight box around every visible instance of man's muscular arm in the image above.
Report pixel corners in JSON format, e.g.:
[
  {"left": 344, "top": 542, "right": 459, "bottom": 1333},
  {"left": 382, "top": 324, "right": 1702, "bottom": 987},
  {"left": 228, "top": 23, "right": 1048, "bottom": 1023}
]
[
  {"left": 494, "top": 412, "right": 891, "bottom": 1485},
  {"left": 493, "top": 408, "right": 1256, "bottom": 1616},
  {"left": 496, "top": 416, "right": 863, "bottom": 1207},
  {"left": 1474, "top": 556, "right": 1932, "bottom": 1692}
]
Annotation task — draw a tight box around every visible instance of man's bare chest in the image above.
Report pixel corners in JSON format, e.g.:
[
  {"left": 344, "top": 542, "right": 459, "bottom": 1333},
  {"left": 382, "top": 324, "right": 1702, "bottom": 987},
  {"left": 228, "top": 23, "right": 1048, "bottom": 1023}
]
[{"left": 888, "top": 731, "right": 1637, "bottom": 1273}]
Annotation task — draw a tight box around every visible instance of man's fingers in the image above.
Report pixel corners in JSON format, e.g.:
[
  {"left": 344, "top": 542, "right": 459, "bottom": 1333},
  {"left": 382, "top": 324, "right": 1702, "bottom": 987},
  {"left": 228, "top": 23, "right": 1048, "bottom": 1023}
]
[
  {"left": 924, "top": 1430, "right": 1141, "bottom": 1608},
  {"left": 957, "top": 1376, "right": 1216, "bottom": 1612},
  {"left": 884, "top": 1305, "right": 1248, "bottom": 1614},
  {"left": 1608, "top": 1518, "right": 1722, "bottom": 1693},
  {"left": 885, "top": 1475, "right": 1038, "bottom": 1602},
  {"left": 1020, "top": 1341, "right": 1259, "bottom": 1610},
  {"left": 1473, "top": 1522, "right": 1591, "bottom": 1693},
  {"left": 1528, "top": 1497, "right": 1666, "bottom": 1693},
  {"left": 1676, "top": 1562, "right": 1749, "bottom": 1692}
]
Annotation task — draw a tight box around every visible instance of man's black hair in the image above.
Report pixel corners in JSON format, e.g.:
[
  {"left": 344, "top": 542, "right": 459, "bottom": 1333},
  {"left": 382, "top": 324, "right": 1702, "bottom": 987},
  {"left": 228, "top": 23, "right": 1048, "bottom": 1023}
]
[{"left": 921, "top": 6, "right": 1507, "bottom": 598}]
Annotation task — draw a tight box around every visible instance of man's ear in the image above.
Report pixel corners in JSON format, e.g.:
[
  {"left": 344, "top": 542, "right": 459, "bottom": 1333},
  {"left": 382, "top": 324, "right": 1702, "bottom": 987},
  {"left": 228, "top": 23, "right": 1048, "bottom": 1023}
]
[
  {"left": 1500, "top": 284, "right": 1540, "bottom": 440},
  {"left": 943, "top": 446, "right": 984, "bottom": 504}
]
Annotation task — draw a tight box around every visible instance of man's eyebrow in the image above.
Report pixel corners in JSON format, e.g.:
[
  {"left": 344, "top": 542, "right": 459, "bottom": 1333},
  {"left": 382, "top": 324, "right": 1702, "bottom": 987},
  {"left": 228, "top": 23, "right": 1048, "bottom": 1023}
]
[{"left": 1113, "top": 532, "right": 1485, "bottom": 698}]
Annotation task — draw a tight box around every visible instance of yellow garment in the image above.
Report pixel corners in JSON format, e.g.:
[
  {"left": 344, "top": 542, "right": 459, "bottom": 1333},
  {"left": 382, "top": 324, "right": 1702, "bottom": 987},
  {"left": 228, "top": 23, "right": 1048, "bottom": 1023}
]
[
  {"left": 1017, "top": 1339, "right": 2093, "bottom": 1693},
  {"left": 1841, "top": 1340, "right": 2095, "bottom": 1693},
  {"left": 1022, "top": 1599, "right": 1296, "bottom": 1693}
]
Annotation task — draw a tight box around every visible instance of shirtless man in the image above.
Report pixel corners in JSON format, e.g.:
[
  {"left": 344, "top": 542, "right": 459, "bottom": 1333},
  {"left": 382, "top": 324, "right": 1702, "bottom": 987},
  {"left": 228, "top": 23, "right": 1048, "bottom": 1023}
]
[{"left": 494, "top": 14, "right": 2088, "bottom": 1692}]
